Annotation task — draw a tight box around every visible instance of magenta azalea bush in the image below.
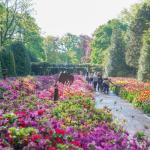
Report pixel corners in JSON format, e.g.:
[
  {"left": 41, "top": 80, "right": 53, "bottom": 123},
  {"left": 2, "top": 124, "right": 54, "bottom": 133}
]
[{"left": 0, "top": 75, "right": 149, "bottom": 149}]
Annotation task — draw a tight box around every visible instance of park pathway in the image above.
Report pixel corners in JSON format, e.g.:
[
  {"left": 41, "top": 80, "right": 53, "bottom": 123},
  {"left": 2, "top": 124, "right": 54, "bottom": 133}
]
[{"left": 95, "top": 92, "right": 150, "bottom": 139}]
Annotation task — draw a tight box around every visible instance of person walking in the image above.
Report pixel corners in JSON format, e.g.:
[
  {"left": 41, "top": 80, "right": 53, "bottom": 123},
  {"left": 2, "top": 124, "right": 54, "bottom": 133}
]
[
  {"left": 102, "top": 78, "right": 114, "bottom": 94},
  {"left": 93, "top": 72, "right": 98, "bottom": 91},
  {"left": 89, "top": 73, "right": 93, "bottom": 84},
  {"left": 85, "top": 74, "right": 90, "bottom": 83},
  {"left": 97, "top": 73, "right": 103, "bottom": 92}
]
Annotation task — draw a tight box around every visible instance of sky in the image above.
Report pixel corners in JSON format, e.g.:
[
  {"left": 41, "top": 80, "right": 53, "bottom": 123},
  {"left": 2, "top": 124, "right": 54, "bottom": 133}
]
[{"left": 33, "top": 0, "right": 141, "bottom": 36}]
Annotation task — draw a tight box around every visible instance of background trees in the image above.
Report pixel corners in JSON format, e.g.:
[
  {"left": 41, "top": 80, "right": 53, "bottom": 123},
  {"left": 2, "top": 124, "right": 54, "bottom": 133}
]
[
  {"left": 43, "top": 36, "right": 60, "bottom": 63},
  {"left": 42, "top": 34, "right": 91, "bottom": 64},
  {"left": 125, "top": 0, "right": 150, "bottom": 72},
  {"left": 91, "top": 19, "right": 127, "bottom": 67},
  {"left": 60, "top": 33, "right": 85, "bottom": 64},
  {"left": 90, "top": 0, "right": 150, "bottom": 81},
  {"left": 0, "top": 0, "right": 45, "bottom": 76},
  {"left": 0, "top": 0, "right": 32, "bottom": 47},
  {"left": 0, "top": 0, "right": 149, "bottom": 81}
]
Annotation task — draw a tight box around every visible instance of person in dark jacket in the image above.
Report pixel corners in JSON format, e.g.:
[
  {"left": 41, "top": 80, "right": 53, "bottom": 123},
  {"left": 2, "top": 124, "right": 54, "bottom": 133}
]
[
  {"left": 97, "top": 73, "right": 103, "bottom": 92},
  {"left": 89, "top": 73, "right": 93, "bottom": 84},
  {"left": 102, "top": 78, "right": 110, "bottom": 94}
]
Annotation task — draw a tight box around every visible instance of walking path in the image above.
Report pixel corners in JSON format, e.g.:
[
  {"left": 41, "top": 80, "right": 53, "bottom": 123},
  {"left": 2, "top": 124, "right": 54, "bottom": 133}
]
[{"left": 95, "top": 91, "right": 150, "bottom": 139}]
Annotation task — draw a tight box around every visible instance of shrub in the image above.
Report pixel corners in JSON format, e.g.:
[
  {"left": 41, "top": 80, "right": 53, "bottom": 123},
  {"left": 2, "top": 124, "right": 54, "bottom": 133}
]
[
  {"left": 10, "top": 42, "right": 31, "bottom": 76},
  {"left": 0, "top": 47, "right": 16, "bottom": 76}
]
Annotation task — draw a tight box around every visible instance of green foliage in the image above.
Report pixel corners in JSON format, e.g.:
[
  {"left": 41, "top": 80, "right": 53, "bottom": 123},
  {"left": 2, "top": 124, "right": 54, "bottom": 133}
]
[
  {"left": 31, "top": 62, "right": 50, "bottom": 75},
  {"left": 42, "top": 34, "right": 88, "bottom": 64},
  {"left": 125, "top": 31, "right": 141, "bottom": 70},
  {"left": 125, "top": 1, "right": 150, "bottom": 70},
  {"left": 138, "top": 29, "right": 150, "bottom": 82},
  {"left": 10, "top": 42, "right": 31, "bottom": 76},
  {"left": 0, "top": 47, "right": 16, "bottom": 76},
  {"left": 43, "top": 36, "right": 62, "bottom": 63},
  {"left": 0, "top": 0, "right": 149, "bottom": 80},
  {"left": 66, "top": 50, "right": 78, "bottom": 64},
  {"left": 0, "top": 1, "right": 91, "bottom": 75},
  {"left": 135, "top": 131, "right": 145, "bottom": 141},
  {"left": 105, "top": 29, "right": 127, "bottom": 77},
  {"left": 8, "top": 127, "right": 37, "bottom": 141},
  {"left": 0, "top": 61, "right": 2, "bottom": 77},
  {"left": 91, "top": 19, "right": 127, "bottom": 67},
  {"left": 60, "top": 33, "right": 85, "bottom": 63},
  {"left": 52, "top": 97, "right": 112, "bottom": 129},
  {"left": 0, "top": 0, "right": 33, "bottom": 46},
  {"left": 3, "top": 113, "right": 17, "bottom": 124},
  {"left": 142, "top": 103, "right": 150, "bottom": 113},
  {"left": 91, "top": 0, "right": 150, "bottom": 79},
  {"left": 0, "top": 0, "right": 44, "bottom": 76},
  {"left": 21, "top": 15, "right": 45, "bottom": 61}
]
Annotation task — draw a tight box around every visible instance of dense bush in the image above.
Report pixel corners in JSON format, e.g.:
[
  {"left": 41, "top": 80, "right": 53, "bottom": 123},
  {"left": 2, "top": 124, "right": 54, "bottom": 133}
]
[
  {"left": 31, "top": 62, "right": 59, "bottom": 75},
  {"left": 0, "top": 48, "right": 16, "bottom": 76},
  {"left": 0, "top": 62, "right": 2, "bottom": 77},
  {"left": 10, "top": 42, "right": 31, "bottom": 76},
  {"left": 31, "top": 62, "right": 94, "bottom": 75},
  {"left": 111, "top": 77, "right": 150, "bottom": 113}
]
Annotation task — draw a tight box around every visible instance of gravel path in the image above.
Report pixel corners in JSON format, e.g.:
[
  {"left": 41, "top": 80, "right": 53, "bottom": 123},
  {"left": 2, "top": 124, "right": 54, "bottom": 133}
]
[{"left": 95, "top": 92, "right": 150, "bottom": 139}]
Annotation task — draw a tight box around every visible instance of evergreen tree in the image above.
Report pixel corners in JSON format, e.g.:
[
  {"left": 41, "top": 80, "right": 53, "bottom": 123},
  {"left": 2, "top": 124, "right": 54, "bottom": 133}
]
[
  {"left": 0, "top": 48, "right": 16, "bottom": 76},
  {"left": 10, "top": 42, "right": 31, "bottom": 76},
  {"left": 138, "top": 29, "right": 150, "bottom": 81},
  {"left": 105, "top": 29, "right": 127, "bottom": 77},
  {"left": 0, "top": 61, "right": 2, "bottom": 78},
  {"left": 91, "top": 19, "right": 127, "bottom": 67}
]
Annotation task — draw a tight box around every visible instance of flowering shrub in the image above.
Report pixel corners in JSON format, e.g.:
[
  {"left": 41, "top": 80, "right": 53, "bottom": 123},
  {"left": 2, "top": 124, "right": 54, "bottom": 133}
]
[
  {"left": 0, "top": 75, "right": 149, "bottom": 149},
  {"left": 71, "top": 123, "right": 149, "bottom": 150},
  {"left": 52, "top": 98, "right": 112, "bottom": 130},
  {"left": 0, "top": 111, "right": 82, "bottom": 149},
  {"left": 111, "top": 77, "right": 150, "bottom": 113}
]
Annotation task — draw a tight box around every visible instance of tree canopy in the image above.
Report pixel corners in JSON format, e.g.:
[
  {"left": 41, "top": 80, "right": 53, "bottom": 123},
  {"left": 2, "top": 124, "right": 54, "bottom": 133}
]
[{"left": 0, "top": 0, "right": 149, "bottom": 81}]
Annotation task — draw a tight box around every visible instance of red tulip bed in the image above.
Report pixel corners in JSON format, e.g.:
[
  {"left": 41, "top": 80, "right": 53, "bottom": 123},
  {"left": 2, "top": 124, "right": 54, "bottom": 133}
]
[
  {"left": 111, "top": 78, "right": 150, "bottom": 113},
  {"left": 0, "top": 75, "right": 149, "bottom": 150}
]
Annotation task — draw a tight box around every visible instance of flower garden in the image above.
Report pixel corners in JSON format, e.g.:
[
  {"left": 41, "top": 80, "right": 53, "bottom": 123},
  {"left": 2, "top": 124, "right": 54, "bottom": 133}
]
[
  {"left": 0, "top": 75, "right": 149, "bottom": 149},
  {"left": 111, "top": 78, "right": 150, "bottom": 113}
]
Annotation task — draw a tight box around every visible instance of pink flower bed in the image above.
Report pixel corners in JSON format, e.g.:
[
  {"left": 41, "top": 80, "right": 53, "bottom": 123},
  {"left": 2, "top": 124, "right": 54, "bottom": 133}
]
[{"left": 0, "top": 75, "right": 149, "bottom": 149}]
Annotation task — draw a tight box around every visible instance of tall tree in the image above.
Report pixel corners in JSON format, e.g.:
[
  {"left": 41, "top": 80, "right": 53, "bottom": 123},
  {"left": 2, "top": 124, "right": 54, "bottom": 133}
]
[
  {"left": 79, "top": 35, "right": 92, "bottom": 63},
  {"left": 18, "top": 15, "right": 45, "bottom": 61},
  {"left": 105, "top": 29, "right": 127, "bottom": 77},
  {"left": 10, "top": 41, "right": 30, "bottom": 76},
  {"left": 125, "top": 1, "right": 150, "bottom": 70},
  {"left": 91, "top": 19, "right": 127, "bottom": 67},
  {"left": 0, "top": 0, "right": 33, "bottom": 47},
  {"left": 60, "top": 33, "right": 84, "bottom": 63},
  {"left": 43, "top": 36, "right": 61, "bottom": 64},
  {"left": 138, "top": 28, "right": 150, "bottom": 81},
  {"left": 0, "top": 47, "right": 16, "bottom": 76}
]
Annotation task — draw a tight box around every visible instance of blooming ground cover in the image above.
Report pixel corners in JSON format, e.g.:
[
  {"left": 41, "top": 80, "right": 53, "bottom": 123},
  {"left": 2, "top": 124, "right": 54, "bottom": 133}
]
[
  {"left": 0, "top": 75, "right": 149, "bottom": 149},
  {"left": 111, "top": 78, "right": 150, "bottom": 113}
]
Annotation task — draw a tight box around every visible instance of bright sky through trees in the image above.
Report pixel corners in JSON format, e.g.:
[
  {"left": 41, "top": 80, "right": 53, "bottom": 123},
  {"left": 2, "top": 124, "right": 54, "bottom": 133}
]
[{"left": 33, "top": 0, "right": 141, "bottom": 36}]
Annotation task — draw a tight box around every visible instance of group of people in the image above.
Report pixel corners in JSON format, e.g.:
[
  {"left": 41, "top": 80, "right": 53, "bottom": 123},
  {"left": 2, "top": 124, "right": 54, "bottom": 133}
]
[{"left": 86, "top": 72, "right": 112, "bottom": 94}]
